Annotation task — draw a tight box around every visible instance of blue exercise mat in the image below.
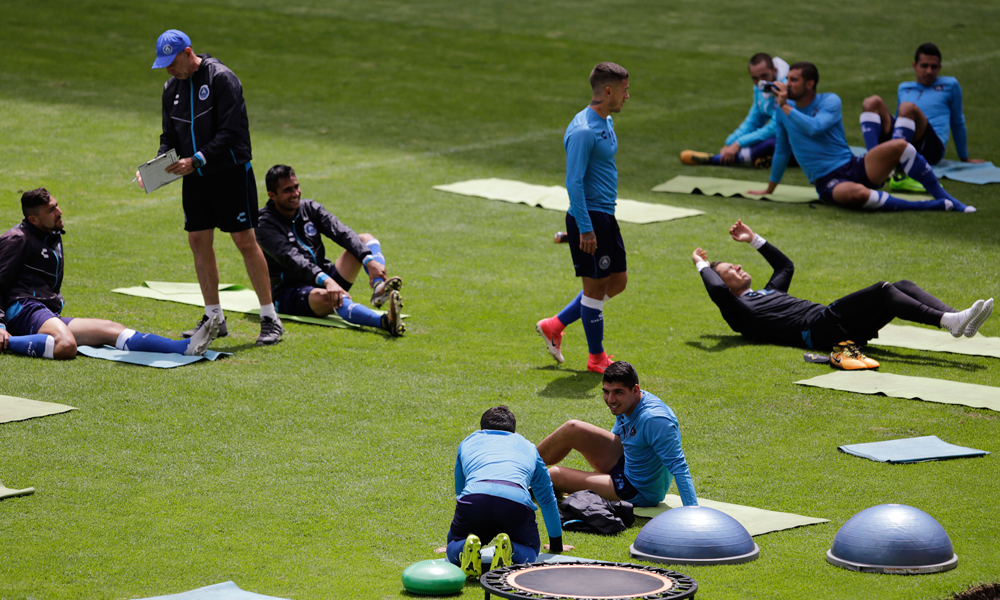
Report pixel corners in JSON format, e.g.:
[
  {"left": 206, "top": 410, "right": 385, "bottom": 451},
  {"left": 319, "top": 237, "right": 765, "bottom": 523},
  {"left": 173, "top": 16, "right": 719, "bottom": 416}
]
[
  {"left": 77, "top": 345, "right": 231, "bottom": 369},
  {"left": 849, "top": 146, "right": 1000, "bottom": 184},
  {"left": 132, "top": 581, "right": 289, "bottom": 600},
  {"left": 479, "top": 546, "right": 598, "bottom": 566},
  {"left": 838, "top": 435, "right": 989, "bottom": 463}
]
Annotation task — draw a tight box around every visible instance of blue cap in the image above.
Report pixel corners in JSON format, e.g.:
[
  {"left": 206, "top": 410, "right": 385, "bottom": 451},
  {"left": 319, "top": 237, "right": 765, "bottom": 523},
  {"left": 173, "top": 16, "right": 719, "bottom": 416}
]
[{"left": 152, "top": 29, "right": 191, "bottom": 69}]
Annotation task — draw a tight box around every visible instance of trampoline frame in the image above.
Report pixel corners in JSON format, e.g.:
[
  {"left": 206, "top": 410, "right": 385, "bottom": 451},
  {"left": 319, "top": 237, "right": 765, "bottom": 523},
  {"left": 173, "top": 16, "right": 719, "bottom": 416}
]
[{"left": 479, "top": 561, "right": 698, "bottom": 600}]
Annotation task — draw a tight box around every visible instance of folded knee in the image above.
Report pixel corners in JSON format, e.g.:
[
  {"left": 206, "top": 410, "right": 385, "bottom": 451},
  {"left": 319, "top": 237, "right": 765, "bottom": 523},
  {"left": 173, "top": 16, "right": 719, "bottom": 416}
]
[
  {"left": 52, "top": 338, "right": 77, "bottom": 360},
  {"left": 861, "top": 95, "right": 885, "bottom": 112}
]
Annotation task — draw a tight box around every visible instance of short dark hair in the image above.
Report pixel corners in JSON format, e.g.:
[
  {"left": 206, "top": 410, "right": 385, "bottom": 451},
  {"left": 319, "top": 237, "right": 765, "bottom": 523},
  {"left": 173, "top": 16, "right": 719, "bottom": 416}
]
[
  {"left": 748, "top": 53, "right": 774, "bottom": 70},
  {"left": 590, "top": 62, "right": 629, "bottom": 91},
  {"left": 789, "top": 61, "right": 819, "bottom": 86},
  {"left": 915, "top": 43, "right": 941, "bottom": 62},
  {"left": 21, "top": 188, "right": 51, "bottom": 217},
  {"left": 709, "top": 260, "right": 721, "bottom": 273},
  {"left": 603, "top": 361, "right": 639, "bottom": 388},
  {"left": 265, "top": 164, "right": 296, "bottom": 193},
  {"left": 480, "top": 405, "right": 516, "bottom": 433}
]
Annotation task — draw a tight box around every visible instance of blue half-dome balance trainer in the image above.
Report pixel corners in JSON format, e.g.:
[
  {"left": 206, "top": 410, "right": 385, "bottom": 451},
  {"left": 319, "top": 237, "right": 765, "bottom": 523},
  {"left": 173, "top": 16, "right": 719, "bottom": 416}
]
[
  {"left": 401, "top": 559, "right": 466, "bottom": 595},
  {"left": 629, "top": 506, "right": 760, "bottom": 566},
  {"left": 826, "top": 504, "right": 958, "bottom": 574}
]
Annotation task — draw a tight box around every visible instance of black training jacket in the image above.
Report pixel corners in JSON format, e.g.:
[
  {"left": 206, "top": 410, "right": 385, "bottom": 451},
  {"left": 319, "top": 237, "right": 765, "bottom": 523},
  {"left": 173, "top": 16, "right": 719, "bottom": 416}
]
[
  {"left": 0, "top": 221, "right": 65, "bottom": 326},
  {"left": 256, "top": 199, "right": 372, "bottom": 297},
  {"left": 159, "top": 54, "right": 252, "bottom": 176}
]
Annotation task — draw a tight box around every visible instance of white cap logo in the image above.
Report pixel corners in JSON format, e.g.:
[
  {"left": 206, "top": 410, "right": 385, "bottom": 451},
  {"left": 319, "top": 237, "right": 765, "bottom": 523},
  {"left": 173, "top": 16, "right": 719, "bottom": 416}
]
[{"left": 162, "top": 44, "right": 173, "bottom": 54}]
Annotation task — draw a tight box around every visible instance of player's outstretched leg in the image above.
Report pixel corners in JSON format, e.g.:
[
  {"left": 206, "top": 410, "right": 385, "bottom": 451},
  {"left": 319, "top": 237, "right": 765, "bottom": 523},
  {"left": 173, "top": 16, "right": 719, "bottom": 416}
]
[
  {"left": 4, "top": 334, "right": 55, "bottom": 359},
  {"left": 119, "top": 314, "right": 220, "bottom": 356},
  {"left": 964, "top": 298, "right": 993, "bottom": 338},
  {"left": 336, "top": 292, "right": 404, "bottom": 337},
  {"left": 939, "top": 300, "right": 985, "bottom": 337},
  {"left": 862, "top": 190, "right": 950, "bottom": 212},
  {"left": 898, "top": 144, "right": 974, "bottom": 212}
]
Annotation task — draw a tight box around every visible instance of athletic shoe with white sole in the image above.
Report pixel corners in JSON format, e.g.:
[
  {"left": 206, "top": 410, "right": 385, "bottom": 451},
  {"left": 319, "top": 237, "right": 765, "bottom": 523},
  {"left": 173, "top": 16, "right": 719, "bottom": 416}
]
[
  {"left": 256, "top": 316, "right": 284, "bottom": 346},
  {"left": 458, "top": 534, "right": 482, "bottom": 579},
  {"left": 182, "top": 314, "right": 228, "bottom": 339},
  {"left": 371, "top": 276, "right": 403, "bottom": 308},
  {"left": 535, "top": 317, "right": 564, "bottom": 364},
  {"left": 382, "top": 290, "right": 405, "bottom": 337},
  {"left": 587, "top": 352, "right": 615, "bottom": 374},
  {"left": 184, "top": 313, "right": 221, "bottom": 356},
  {"left": 965, "top": 297, "right": 994, "bottom": 337},
  {"left": 490, "top": 533, "right": 513, "bottom": 570},
  {"left": 830, "top": 341, "right": 871, "bottom": 370}
]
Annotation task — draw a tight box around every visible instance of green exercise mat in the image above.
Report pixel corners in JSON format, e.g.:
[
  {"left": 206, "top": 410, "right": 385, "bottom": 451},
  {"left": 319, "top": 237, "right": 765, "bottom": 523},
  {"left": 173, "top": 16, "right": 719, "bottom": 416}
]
[
  {"left": 870, "top": 324, "right": 1000, "bottom": 358},
  {"left": 796, "top": 371, "right": 1000, "bottom": 412},
  {"left": 132, "top": 581, "right": 290, "bottom": 600},
  {"left": 435, "top": 178, "right": 704, "bottom": 223},
  {"left": 653, "top": 175, "right": 931, "bottom": 203},
  {"left": 76, "top": 346, "right": 231, "bottom": 369},
  {"left": 111, "top": 282, "right": 357, "bottom": 328},
  {"left": 632, "top": 494, "right": 828, "bottom": 536},
  {"left": 0, "top": 479, "right": 35, "bottom": 500},
  {"left": 1, "top": 394, "right": 77, "bottom": 424}
]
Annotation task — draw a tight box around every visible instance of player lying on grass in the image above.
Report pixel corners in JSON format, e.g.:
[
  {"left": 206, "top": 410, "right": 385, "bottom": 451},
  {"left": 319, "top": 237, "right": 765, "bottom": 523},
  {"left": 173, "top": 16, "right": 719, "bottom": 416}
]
[
  {"left": 694, "top": 220, "right": 993, "bottom": 369},
  {"left": 446, "top": 406, "right": 565, "bottom": 579},
  {"left": 537, "top": 361, "right": 697, "bottom": 508},
  {"left": 860, "top": 43, "right": 985, "bottom": 193},
  {"left": 0, "top": 188, "right": 220, "bottom": 360},
  {"left": 751, "top": 61, "right": 975, "bottom": 213},
  {"left": 255, "top": 165, "right": 404, "bottom": 336},
  {"left": 680, "top": 53, "right": 789, "bottom": 169}
]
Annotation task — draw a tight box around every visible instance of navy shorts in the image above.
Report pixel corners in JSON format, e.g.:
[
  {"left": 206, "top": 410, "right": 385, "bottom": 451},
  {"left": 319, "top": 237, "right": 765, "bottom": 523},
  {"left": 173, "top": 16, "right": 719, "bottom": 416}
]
[
  {"left": 608, "top": 455, "right": 640, "bottom": 502},
  {"left": 814, "top": 155, "right": 879, "bottom": 203},
  {"left": 183, "top": 164, "right": 259, "bottom": 233},
  {"left": 273, "top": 271, "right": 353, "bottom": 317},
  {"left": 566, "top": 211, "right": 626, "bottom": 279},
  {"left": 447, "top": 493, "right": 540, "bottom": 552},
  {"left": 4, "top": 299, "right": 73, "bottom": 336},
  {"left": 879, "top": 118, "right": 945, "bottom": 165}
]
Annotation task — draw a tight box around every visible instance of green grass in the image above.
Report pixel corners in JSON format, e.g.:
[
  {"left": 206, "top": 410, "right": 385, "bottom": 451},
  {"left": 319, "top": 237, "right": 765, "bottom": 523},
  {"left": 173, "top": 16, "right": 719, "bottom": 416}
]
[{"left": 1, "top": 1, "right": 999, "bottom": 599}]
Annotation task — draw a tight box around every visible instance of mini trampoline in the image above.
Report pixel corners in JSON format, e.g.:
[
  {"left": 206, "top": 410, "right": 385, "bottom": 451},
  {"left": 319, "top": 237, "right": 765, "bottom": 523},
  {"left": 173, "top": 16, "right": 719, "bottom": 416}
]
[{"left": 479, "top": 561, "right": 698, "bottom": 600}]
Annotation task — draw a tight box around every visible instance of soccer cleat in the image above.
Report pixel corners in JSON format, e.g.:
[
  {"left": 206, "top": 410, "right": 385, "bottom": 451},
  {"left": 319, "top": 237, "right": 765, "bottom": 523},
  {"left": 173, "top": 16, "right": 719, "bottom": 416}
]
[
  {"left": 753, "top": 155, "right": 772, "bottom": 169},
  {"left": 371, "top": 275, "right": 403, "bottom": 308},
  {"left": 964, "top": 298, "right": 993, "bottom": 338},
  {"left": 889, "top": 172, "right": 927, "bottom": 194},
  {"left": 490, "top": 533, "right": 513, "bottom": 570},
  {"left": 256, "top": 316, "right": 284, "bottom": 346},
  {"left": 586, "top": 352, "right": 615, "bottom": 374},
  {"left": 182, "top": 314, "right": 228, "bottom": 339},
  {"left": 680, "top": 150, "right": 711, "bottom": 165},
  {"left": 535, "top": 317, "right": 564, "bottom": 364},
  {"left": 458, "top": 534, "right": 482, "bottom": 579},
  {"left": 184, "top": 313, "right": 220, "bottom": 356},
  {"left": 384, "top": 290, "right": 405, "bottom": 337},
  {"left": 830, "top": 341, "right": 871, "bottom": 370}
]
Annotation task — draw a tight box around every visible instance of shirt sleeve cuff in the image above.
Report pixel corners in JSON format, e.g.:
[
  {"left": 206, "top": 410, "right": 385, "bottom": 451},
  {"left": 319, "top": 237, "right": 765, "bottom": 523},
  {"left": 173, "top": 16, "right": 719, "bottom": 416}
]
[
  {"left": 750, "top": 234, "right": 766, "bottom": 249},
  {"left": 194, "top": 151, "right": 206, "bottom": 167},
  {"left": 316, "top": 273, "right": 330, "bottom": 285},
  {"left": 695, "top": 260, "right": 710, "bottom": 272}
]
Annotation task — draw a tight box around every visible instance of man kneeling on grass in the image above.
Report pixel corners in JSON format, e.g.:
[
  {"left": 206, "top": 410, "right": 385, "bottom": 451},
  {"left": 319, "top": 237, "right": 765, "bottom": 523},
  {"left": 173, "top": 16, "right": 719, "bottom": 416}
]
[
  {"left": 447, "top": 406, "right": 564, "bottom": 579},
  {"left": 537, "top": 361, "right": 698, "bottom": 509},
  {"left": 693, "top": 219, "right": 993, "bottom": 369},
  {"left": 0, "top": 188, "right": 220, "bottom": 359}
]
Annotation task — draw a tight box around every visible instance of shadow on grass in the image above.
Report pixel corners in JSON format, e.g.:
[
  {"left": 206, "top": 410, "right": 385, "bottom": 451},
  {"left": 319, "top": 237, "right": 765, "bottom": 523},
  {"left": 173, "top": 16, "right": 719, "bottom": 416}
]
[
  {"left": 536, "top": 369, "right": 603, "bottom": 399},
  {"left": 684, "top": 334, "right": 752, "bottom": 353},
  {"left": 865, "top": 348, "right": 988, "bottom": 372}
]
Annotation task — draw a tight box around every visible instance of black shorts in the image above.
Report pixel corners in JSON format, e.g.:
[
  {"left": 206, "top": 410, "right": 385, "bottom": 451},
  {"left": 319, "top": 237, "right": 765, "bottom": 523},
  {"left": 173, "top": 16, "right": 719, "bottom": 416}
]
[
  {"left": 273, "top": 271, "right": 353, "bottom": 317},
  {"left": 608, "top": 455, "right": 640, "bottom": 502},
  {"left": 879, "top": 118, "right": 945, "bottom": 166},
  {"left": 183, "top": 163, "right": 259, "bottom": 232},
  {"left": 447, "top": 493, "right": 540, "bottom": 552},
  {"left": 814, "top": 155, "right": 878, "bottom": 203},
  {"left": 566, "top": 211, "right": 626, "bottom": 279}
]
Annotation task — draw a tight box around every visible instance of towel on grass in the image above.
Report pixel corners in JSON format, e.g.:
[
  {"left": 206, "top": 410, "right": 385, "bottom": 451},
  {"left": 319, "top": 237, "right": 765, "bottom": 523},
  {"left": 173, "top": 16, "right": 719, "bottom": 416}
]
[
  {"left": 870, "top": 324, "right": 1000, "bottom": 358},
  {"left": 434, "top": 178, "right": 704, "bottom": 223},
  {"left": 0, "top": 479, "right": 35, "bottom": 500},
  {"left": 838, "top": 435, "right": 989, "bottom": 463},
  {"left": 632, "top": 494, "right": 828, "bottom": 536},
  {"left": 132, "top": 581, "right": 290, "bottom": 600},
  {"left": 653, "top": 175, "right": 930, "bottom": 203},
  {"left": 796, "top": 371, "right": 1000, "bottom": 412},
  {"left": 76, "top": 346, "right": 231, "bottom": 369},
  {"left": 1, "top": 394, "right": 76, "bottom": 424}
]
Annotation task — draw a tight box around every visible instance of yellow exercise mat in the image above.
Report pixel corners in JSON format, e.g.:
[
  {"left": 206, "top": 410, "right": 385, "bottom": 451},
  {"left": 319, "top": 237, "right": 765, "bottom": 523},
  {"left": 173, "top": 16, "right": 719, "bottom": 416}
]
[
  {"left": 870, "top": 324, "right": 1000, "bottom": 358},
  {"left": 653, "top": 175, "right": 930, "bottom": 203},
  {"left": 633, "top": 494, "right": 829, "bottom": 536},
  {"left": 0, "top": 394, "right": 77, "bottom": 424},
  {"left": 0, "top": 479, "right": 35, "bottom": 500},
  {"left": 435, "top": 178, "right": 704, "bottom": 223},
  {"left": 796, "top": 371, "right": 1000, "bottom": 412}
]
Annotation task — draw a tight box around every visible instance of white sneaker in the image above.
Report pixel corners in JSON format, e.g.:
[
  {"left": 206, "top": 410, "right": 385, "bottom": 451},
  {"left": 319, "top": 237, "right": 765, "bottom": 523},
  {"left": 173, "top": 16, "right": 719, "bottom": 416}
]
[
  {"left": 185, "top": 313, "right": 220, "bottom": 355},
  {"left": 965, "top": 298, "right": 994, "bottom": 337}
]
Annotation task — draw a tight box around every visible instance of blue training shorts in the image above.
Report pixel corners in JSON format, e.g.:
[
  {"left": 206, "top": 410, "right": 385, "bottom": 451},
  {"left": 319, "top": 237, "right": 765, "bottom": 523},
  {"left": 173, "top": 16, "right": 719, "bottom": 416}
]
[
  {"left": 4, "top": 299, "right": 73, "bottom": 336},
  {"left": 566, "top": 211, "right": 626, "bottom": 279},
  {"left": 814, "top": 155, "right": 879, "bottom": 203},
  {"left": 608, "top": 455, "right": 640, "bottom": 503}
]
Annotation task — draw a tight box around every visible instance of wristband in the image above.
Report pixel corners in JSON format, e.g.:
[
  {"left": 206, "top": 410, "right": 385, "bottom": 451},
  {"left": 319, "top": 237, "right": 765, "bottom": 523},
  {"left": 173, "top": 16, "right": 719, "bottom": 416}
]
[
  {"left": 362, "top": 255, "right": 375, "bottom": 266},
  {"left": 547, "top": 536, "right": 563, "bottom": 553},
  {"left": 695, "top": 260, "right": 710, "bottom": 272},
  {"left": 316, "top": 273, "right": 331, "bottom": 285}
]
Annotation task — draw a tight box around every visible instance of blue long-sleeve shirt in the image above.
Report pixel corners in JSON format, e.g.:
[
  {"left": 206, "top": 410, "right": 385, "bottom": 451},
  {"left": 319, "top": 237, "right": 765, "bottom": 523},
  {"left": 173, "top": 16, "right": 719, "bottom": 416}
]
[
  {"left": 770, "top": 92, "right": 854, "bottom": 184},
  {"left": 726, "top": 75, "right": 787, "bottom": 148},
  {"left": 564, "top": 107, "right": 618, "bottom": 233},
  {"left": 897, "top": 76, "right": 968, "bottom": 160},
  {"left": 454, "top": 430, "right": 562, "bottom": 538},
  {"left": 611, "top": 391, "right": 698, "bottom": 508}
]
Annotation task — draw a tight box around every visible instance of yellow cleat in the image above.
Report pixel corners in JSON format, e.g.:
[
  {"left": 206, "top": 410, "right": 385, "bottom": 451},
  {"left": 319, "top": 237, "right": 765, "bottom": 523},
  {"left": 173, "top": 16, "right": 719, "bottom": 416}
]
[
  {"left": 680, "top": 150, "right": 711, "bottom": 165},
  {"left": 458, "top": 534, "right": 482, "bottom": 579},
  {"left": 830, "top": 341, "right": 878, "bottom": 370},
  {"left": 490, "top": 533, "right": 514, "bottom": 570}
]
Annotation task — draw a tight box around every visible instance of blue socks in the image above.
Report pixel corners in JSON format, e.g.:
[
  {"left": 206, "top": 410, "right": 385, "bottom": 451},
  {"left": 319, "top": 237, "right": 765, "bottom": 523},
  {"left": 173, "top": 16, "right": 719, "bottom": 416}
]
[
  {"left": 363, "top": 239, "right": 386, "bottom": 288},
  {"left": 336, "top": 297, "right": 384, "bottom": 329},
  {"left": 580, "top": 295, "right": 605, "bottom": 355},
  {"left": 892, "top": 117, "right": 916, "bottom": 143},
  {"left": 122, "top": 331, "right": 191, "bottom": 354},
  {"left": 556, "top": 291, "right": 584, "bottom": 327},
  {"left": 899, "top": 143, "right": 956, "bottom": 202},
  {"left": 7, "top": 334, "right": 55, "bottom": 358},
  {"left": 863, "top": 190, "right": 947, "bottom": 212},
  {"left": 860, "top": 112, "right": 882, "bottom": 150}
]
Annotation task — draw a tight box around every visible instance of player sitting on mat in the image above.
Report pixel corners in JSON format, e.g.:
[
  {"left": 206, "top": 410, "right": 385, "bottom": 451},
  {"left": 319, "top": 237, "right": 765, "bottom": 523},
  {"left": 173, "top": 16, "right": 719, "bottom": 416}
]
[
  {"left": 447, "top": 406, "right": 565, "bottom": 579},
  {"left": 680, "top": 53, "right": 789, "bottom": 169},
  {"left": 0, "top": 188, "right": 220, "bottom": 360},
  {"left": 255, "top": 165, "right": 404, "bottom": 336},
  {"left": 750, "top": 61, "right": 974, "bottom": 213},
  {"left": 693, "top": 219, "right": 994, "bottom": 369},
  {"left": 537, "top": 361, "right": 698, "bottom": 508}
]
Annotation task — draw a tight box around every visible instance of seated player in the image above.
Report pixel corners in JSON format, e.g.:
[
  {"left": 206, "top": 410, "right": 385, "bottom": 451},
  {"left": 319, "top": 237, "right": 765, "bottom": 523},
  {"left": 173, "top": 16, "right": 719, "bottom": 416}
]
[
  {"left": 860, "top": 43, "right": 985, "bottom": 193},
  {"left": 537, "top": 361, "right": 697, "bottom": 508},
  {"left": 255, "top": 165, "right": 404, "bottom": 336},
  {"left": 447, "top": 406, "right": 564, "bottom": 579},
  {"left": 693, "top": 220, "right": 993, "bottom": 369},
  {"left": 0, "top": 188, "right": 219, "bottom": 360},
  {"left": 681, "top": 53, "right": 789, "bottom": 168},
  {"left": 752, "top": 62, "right": 975, "bottom": 213}
]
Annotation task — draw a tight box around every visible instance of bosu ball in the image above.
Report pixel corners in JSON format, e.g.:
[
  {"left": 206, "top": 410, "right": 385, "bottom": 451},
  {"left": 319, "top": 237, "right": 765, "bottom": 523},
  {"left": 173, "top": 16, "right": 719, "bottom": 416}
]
[
  {"left": 630, "top": 506, "right": 760, "bottom": 565},
  {"left": 826, "top": 504, "right": 958, "bottom": 574},
  {"left": 401, "top": 559, "right": 466, "bottom": 595}
]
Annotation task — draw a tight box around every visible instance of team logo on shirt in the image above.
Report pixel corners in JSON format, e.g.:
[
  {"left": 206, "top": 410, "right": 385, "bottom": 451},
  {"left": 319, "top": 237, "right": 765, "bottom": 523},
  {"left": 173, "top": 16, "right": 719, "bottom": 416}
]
[
  {"left": 199, "top": 85, "right": 210, "bottom": 100},
  {"left": 934, "top": 85, "right": 944, "bottom": 92},
  {"left": 599, "top": 255, "right": 611, "bottom": 270},
  {"left": 304, "top": 222, "right": 317, "bottom": 236}
]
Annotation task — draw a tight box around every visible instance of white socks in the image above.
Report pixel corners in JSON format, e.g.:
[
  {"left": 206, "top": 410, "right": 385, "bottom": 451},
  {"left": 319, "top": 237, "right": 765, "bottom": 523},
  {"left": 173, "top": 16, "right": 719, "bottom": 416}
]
[
  {"left": 940, "top": 300, "right": 985, "bottom": 337},
  {"left": 259, "top": 303, "right": 278, "bottom": 321},
  {"left": 115, "top": 328, "right": 137, "bottom": 350}
]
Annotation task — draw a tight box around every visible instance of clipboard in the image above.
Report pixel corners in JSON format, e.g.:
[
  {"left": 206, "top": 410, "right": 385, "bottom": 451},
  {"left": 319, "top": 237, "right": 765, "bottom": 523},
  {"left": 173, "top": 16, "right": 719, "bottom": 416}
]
[{"left": 137, "top": 149, "right": 183, "bottom": 194}]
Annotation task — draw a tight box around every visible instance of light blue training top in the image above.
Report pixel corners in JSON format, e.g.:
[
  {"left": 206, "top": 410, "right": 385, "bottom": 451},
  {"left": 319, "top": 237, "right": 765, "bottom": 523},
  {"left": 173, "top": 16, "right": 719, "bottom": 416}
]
[
  {"left": 770, "top": 92, "right": 854, "bottom": 184},
  {"left": 726, "top": 71, "right": 788, "bottom": 148},
  {"left": 611, "top": 390, "right": 698, "bottom": 508},
  {"left": 454, "top": 429, "right": 562, "bottom": 537},
  {"left": 898, "top": 76, "right": 968, "bottom": 160},
  {"left": 564, "top": 106, "right": 618, "bottom": 233}
]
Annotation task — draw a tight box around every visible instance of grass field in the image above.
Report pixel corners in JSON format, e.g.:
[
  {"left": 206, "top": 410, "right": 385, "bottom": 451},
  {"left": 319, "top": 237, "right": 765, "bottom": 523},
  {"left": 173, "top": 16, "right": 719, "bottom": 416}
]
[{"left": 2, "top": 1, "right": 999, "bottom": 599}]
